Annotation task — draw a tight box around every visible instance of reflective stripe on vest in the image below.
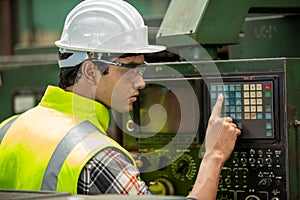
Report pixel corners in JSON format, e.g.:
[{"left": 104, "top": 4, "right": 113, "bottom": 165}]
[
  {"left": 41, "top": 120, "right": 99, "bottom": 190},
  {"left": 0, "top": 116, "right": 19, "bottom": 144}
]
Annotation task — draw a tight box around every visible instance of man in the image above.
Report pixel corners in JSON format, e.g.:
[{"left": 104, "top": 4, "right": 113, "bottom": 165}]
[{"left": 0, "top": 0, "right": 241, "bottom": 199}]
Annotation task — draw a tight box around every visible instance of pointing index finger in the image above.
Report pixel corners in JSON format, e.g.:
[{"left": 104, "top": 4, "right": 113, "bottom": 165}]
[{"left": 211, "top": 94, "right": 224, "bottom": 118}]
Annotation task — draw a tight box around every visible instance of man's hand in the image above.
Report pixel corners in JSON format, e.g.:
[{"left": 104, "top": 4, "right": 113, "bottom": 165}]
[
  {"left": 187, "top": 94, "right": 241, "bottom": 200},
  {"left": 204, "top": 94, "right": 241, "bottom": 162}
]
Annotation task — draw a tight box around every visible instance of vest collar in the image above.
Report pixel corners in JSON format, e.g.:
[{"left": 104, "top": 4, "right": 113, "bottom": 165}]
[{"left": 39, "top": 85, "right": 110, "bottom": 133}]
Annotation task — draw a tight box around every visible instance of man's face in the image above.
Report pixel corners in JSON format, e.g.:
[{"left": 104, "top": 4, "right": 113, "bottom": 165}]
[{"left": 95, "top": 54, "right": 146, "bottom": 113}]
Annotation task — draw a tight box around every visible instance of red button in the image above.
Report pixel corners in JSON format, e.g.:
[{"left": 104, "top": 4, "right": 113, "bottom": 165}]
[{"left": 265, "top": 83, "right": 271, "bottom": 90}]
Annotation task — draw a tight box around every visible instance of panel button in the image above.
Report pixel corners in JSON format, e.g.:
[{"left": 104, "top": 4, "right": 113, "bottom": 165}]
[
  {"left": 236, "top": 99, "right": 242, "bottom": 105},
  {"left": 257, "top": 98, "right": 263, "bottom": 105},
  {"left": 265, "top": 113, "right": 272, "bottom": 119},
  {"left": 251, "top": 113, "right": 257, "bottom": 119},
  {"left": 265, "top": 83, "right": 271, "bottom": 90},
  {"left": 266, "top": 130, "right": 273, "bottom": 137},
  {"left": 244, "top": 113, "right": 250, "bottom": 119},
  {"left": 265, "top": 105, "right": 272, "bottom": 112},
  {"left": 257, "top": 113, "right": 263, "bottom": 119},
  {"left": 256, "top": 84, "right": 262, "bottom": 90},
  {"left": 256, "top": 91, "right": 262, "bottom": 97},
  {"left": 236, "top": 113, "right": 242, "bottom": 120},
  {"left": 265, "top": 91, "right": 271, "bottom": 98},
  {"left": 244, "top": 106, "right": 250, "bottom": 112},
  {"left": 223, "top": 85, "right": 229, "bottom": 91},
  {"left": 211, "top": 85, "right": 217, "bottom": 91},
  {"left": 266, "top": 122, "right": 272, "bottom": 129},
  {"left": 250, "top": 84, "right": 256, "bottom": 90},
  {"left": 257, "top": 106, "right": 263, "bottom": 112},
  {"left": 250, "top": 99, "right": 256, "bottom": 105}
]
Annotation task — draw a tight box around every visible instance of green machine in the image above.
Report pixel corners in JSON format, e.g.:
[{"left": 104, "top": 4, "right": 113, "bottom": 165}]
[
  {"left": 120, "top": 1, "right": 300, "bottom": 200},
  {"left": 1, "top": 0, "right": 300, "bottom": 199},
  {"left": 0, "top": 54, "right": 59, "bottom": 122}
]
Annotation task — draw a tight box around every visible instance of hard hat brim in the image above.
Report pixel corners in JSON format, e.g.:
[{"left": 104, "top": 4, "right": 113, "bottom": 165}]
[
  {"left": 129, "top": 45, "right": 166, "bottom": 54},
  {"left": 55, "top": 41, "right": 166, "bottom": 54}
]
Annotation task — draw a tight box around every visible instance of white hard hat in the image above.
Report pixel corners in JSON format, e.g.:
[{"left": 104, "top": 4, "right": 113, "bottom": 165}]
[{"left": 55, "top": 0, "right": 165, "bottom": 54}]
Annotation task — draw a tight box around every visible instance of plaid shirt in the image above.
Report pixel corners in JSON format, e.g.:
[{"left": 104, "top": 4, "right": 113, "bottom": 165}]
[
  {"left": 77, "top": 148, "right": 197, "bottom": 200},
  {"left": 77, "top": 147, "right": 152, "bottom": 195}
]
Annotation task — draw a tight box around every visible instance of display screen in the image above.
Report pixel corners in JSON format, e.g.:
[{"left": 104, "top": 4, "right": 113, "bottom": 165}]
[{"left": 135, "top": 79, "right": 201, "bottom": 135}]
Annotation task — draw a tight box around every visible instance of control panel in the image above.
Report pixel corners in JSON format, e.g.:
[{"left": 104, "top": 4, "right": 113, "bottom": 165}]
[
  {"left": 209, "top": 80, "right": 276, "bottom": 140},
  {"left": 121, "top": 67, "right": 290, "bottom": 199},
  {"left": 217, "top": 147, "right": 286, "bottom": 200},
  {"left": 207, "top": 76, "right": 286, "bottom": 200}
]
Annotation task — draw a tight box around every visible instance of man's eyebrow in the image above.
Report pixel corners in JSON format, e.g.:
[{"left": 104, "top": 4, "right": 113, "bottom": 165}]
[{"left": 123, "top": 61, "right": 144, "bottom": 66}]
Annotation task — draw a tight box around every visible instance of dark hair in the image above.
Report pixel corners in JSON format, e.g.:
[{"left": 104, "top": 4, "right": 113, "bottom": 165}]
[{"left": 58, "top": 52, "right": 110, "bottom": 89}]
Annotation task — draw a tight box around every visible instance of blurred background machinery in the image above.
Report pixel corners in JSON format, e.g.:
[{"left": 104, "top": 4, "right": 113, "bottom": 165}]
[
  {"left": 0, "top": 0, "right": 170, "bottom": 120},
  {"left": 1, "top": 1, "right": 300, "bottom": 200}
]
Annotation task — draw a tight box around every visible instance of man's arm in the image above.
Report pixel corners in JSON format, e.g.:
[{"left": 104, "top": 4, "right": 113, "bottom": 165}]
[
  {"left": 187, "top": 94, "right": 241, "bottom": 200},
  {"left": 77, "top": 148, "right": 152, "bottom": 195}
]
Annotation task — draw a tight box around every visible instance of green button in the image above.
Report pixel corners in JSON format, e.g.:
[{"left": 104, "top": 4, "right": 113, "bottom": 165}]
[
  {"left": 265, "top": 91, "right": 271, "bottom": 98},
  {"left": 266, "top": 130, "right": 273, "bottom": 137}
]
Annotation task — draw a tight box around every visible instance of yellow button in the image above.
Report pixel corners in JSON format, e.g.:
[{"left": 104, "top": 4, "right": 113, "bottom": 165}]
[
  {"left": 244, "top": 92, "right": 249, "bottom": 98},
  {"left": 257, "top": 99, "right": 263, "bottom": 105},
  {"left": 245, "top": 113, "right": 250, "bottom": 119},
  {"left": 251, "top": 106, "right": 256, "bottom": 112},
  {"left": 244, "top": 99, "right": 250, "bottom": 105},
  {"left": 257, "top": 106, "right": 263, "bottom": 112},
  {"left": 256, "top": 91, "right": 262, "bottom": 97},
  {"left": 244, "top": 106, "right": 250, "bottom": 112},
  {"left": 251, "top": 99, "right": 256, "bottom": 105},
  {"left": 251, "top": 113, "right": 257, "bottom": 119},
  {"left": 250, "top": 92, "right": 256, "bottom": 98},
  {"left": 244, "top": 84, "right": 249, "bottom": 90},
  {"left": 256, "top": 84, "right": 262, "bottom": 90},
  {"left": 250, "top": 84, "right": 256, "bottom": 90}
]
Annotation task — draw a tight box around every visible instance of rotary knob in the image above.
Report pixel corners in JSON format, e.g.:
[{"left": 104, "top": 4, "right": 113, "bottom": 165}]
[
  {"left": 171, "top": 154, "right": 197, "bottom": 181},
  {"left": 245, "top": 195, "right": 260, "bottom": 200},
  {"left": 149, "top": 177, "right": 174, "bottom": 195}
]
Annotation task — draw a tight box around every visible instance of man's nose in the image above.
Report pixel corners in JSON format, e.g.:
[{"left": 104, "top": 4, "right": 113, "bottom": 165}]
[{"left": 134, "top": 76, "right": 146, "bottom": 89}]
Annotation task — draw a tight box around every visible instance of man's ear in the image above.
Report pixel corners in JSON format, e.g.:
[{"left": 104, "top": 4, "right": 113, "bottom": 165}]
[{"left": 81, "top": 60, "right": 99, "bottom": 85}]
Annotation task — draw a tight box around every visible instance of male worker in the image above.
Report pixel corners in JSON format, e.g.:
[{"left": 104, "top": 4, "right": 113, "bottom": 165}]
[{"left": 0, "top": 0, "right": 241, "bottom": 199}]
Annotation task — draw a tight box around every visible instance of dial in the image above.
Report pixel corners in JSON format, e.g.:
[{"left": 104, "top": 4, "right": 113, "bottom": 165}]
[
  {"left": 149, "top": 177, "right": 174, "bottom": 195},
  {"left": 245, "top": 195, "right": 260, "bottom": 200},
  {"left": 171, "top": 153, "right": 197, "bottom": 181}
]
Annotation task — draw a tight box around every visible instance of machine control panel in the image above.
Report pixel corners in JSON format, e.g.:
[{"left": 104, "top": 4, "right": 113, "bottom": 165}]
[
  {"left": 122, "top": 74, "right": 287, "bottom": 200},
  {"left": 208, "top": 77, "right": 286, "bottom": 200},
  {"left": 209, "top": 80, "right": 275, "bottom": 140},
  {"left": 217, "top": 147, "right": 286, "bottom": 200}
]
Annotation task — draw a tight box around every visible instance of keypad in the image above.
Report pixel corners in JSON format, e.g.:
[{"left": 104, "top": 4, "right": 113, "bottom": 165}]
[{"left": 210, "top": 81, "right": 274, "bottom": 139}]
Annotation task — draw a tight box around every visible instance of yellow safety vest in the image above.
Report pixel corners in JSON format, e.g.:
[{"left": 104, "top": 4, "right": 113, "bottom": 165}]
[{"left": 0, "top": 86, "right": 136, "bottom": 194}]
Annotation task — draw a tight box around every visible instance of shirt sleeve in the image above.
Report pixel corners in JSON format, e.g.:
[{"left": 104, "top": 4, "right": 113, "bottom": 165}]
[{"left": 77, "top": 147, "right": 152, "bottom": 195}]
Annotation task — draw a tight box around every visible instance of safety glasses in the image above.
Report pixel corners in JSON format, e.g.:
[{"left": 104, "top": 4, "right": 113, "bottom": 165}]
[{"left": 92, "top": 59, "right": 147, "bottom": 76}]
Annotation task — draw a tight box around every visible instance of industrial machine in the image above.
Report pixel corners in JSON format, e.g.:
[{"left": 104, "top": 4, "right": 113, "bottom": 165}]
[
  {"left": 121, "top": 58, "right": 300, "bottom": 200},
  {"left": 0, "top": 0, "right": 300, "bottom": 200},
  {"left": 119, "top": 1, "right": 300, "bottom": 200},
  {"left": 0, "top": 54, "right": 59, "bottom": 122}
]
